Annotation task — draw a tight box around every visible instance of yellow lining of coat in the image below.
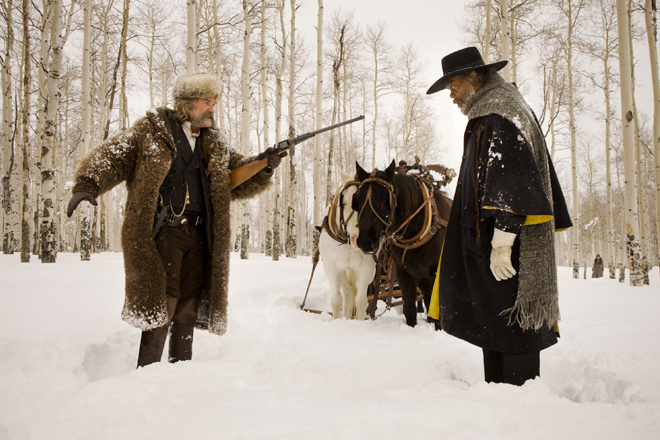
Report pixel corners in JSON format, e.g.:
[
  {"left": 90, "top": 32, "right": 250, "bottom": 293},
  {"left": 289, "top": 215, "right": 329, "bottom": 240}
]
[
  {"left": 429, "top": 245, "right": 443, "bottom": 321},
  {"left": 482, "top": 206, "right": 554, "bottom": 227}
]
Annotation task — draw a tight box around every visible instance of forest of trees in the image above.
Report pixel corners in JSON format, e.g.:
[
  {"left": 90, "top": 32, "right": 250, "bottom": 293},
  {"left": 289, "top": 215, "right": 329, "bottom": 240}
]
[{"left": 0, "top": 0, "right": 658, "bottom": 286}]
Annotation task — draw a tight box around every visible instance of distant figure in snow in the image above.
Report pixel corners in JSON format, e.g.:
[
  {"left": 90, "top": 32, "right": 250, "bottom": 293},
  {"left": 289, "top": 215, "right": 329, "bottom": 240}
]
[
  {"left": 67, "top": 73, "right": 282, "bottom": 367},
  {"left": 592, "top": 254, "right": 604, "bottom": 278},
  {"left": 426, "top": 47, "right": 572, "bottom": 385}
]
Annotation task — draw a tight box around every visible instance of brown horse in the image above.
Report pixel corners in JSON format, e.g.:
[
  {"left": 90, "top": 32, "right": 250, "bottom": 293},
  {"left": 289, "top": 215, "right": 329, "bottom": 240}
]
[{"left": 352, "top": 160, "right": 452, "bottom": 327}]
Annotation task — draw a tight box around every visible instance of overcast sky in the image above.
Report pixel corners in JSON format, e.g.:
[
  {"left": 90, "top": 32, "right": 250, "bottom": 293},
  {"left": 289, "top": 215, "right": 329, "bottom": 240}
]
[{"left": 296, "top": 0, "right": 469, "bottom": 178}]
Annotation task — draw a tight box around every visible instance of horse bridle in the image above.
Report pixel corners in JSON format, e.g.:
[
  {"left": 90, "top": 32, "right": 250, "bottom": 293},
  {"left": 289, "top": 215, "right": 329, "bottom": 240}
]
[{"left": 356, "top": 173, "right": 397, "bottom": 238}]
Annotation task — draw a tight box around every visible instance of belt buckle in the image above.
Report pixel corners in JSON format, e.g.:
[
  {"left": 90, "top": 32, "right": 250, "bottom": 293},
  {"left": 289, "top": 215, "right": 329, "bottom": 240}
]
[{"left": 181, "top": 218, "right": 189, "bottom": 226}]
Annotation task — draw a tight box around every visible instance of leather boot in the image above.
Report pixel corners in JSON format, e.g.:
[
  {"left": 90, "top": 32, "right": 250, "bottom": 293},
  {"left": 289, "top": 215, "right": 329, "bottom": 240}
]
[
  {"left": 168, "top": 322, "right": 195, "bottom": 363},
  {"left": 137, "top": 324, "right": 170, "bottom": 368}
]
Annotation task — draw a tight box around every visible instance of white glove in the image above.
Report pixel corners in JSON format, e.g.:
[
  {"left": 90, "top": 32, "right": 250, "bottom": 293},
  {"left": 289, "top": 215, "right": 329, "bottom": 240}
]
[{"left": 490, "top": 228, "right": 517, "bottom": 281}]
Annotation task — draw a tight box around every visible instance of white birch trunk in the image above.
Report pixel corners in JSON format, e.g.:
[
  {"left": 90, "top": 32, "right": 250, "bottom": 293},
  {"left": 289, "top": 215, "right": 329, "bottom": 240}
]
[
  {"left": 39, "top": 0, "right": 64, "bottom": 263},
  {"left": 2, "top": 0, "right": 16, "bottom": 254},
  {"left": 313, "top": 0, "right": 323, "bottom": 238},
  {"left": 79, "top": 0, "right": 92, "bottom": 261},
  {"left": 645, "top": 0, "right": 660, "bottom": 274},
  {"left": 616, "top": 0, "right": 644, "bottom": 286},
  {"left": 212, "top": 0, "right": 225, "bottom": 133},
  {"left": 566, "top": 0, "right": 580, "bottom": 278},
  {"left": 485, "top": 0, "right": 492, "bottom": 63},
  {"left": 186, "top": 0, "right": 197, "bottom": 73},
  {"left": 260, "top": 0, "right": 273, "bottom": 254},
  {"left": 20, "top": 0, "right": 31, "bottom": 263},
  {"left": 500, "top": 0, "right": 511, "bottom": 80},
  {"left": 285, "top": 0, "right": 297, "bottom": 259},
  {"left": 272, "top": 0, "right": 287, "bottom": 261},
  {"left": 240, "top": 0, "right": 252, "bottom": 260}
]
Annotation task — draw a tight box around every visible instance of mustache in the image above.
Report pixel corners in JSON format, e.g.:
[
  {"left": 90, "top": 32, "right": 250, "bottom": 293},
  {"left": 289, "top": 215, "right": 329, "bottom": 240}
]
[{"left": 191, "top": 112, "right": 214, "bottom": 124}]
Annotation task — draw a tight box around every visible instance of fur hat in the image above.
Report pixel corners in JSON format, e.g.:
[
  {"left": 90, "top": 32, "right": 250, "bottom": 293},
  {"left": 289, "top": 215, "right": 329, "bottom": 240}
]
[{"left": 172, "top": 72, "right": 222, "bottom": 100}]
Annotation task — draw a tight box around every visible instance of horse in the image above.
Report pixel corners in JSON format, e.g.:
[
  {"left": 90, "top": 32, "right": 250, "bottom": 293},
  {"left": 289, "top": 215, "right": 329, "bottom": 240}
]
[
  {"left": 319, "top": 170, "right": 377, "bottom": 320},
  {"left": 352, "top": 160, "right": 452, "bottom": 327}
]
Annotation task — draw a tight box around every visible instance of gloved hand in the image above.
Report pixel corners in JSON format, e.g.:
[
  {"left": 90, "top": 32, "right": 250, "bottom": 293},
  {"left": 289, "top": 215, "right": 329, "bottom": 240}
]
[
  {"left": 257, "top": 147, "right": 287, "bottom": 169},
  {"left": 490, "top": 228, "right": 517, "bottom": 281},
  {"left": 67, "top": 192, "right": 97, "bottom": 217}
]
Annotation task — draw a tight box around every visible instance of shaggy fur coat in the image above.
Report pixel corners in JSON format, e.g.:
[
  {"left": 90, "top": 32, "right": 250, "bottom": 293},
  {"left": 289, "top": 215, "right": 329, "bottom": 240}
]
[{"left": 73, "top": 107, "right": 272, "bottom": 335}]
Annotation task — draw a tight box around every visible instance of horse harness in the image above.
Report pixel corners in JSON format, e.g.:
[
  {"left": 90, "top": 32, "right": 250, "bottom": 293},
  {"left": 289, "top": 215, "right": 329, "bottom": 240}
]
[
  {"left": 319, "top": 180, "right": 360, "bottom": 245},
  {"left": 356, "top": 170, "right": 448, "bottom": 263}
]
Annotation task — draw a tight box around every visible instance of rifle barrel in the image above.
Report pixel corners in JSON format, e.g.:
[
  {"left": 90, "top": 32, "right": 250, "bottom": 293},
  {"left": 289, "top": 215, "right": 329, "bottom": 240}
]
[{"left": 279, "top": 115, "right": 365, "bottom": 150}]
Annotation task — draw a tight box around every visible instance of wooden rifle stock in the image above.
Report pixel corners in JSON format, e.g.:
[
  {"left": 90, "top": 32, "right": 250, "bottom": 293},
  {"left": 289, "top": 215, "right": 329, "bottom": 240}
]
[{"left": 230, "top": 157, "right": 269, "bottom": 190}]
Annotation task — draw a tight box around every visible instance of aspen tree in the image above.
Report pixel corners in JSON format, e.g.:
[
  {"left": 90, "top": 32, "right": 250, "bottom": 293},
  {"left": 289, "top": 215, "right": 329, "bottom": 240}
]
[
  {"left": 79, "top": 0, "right": 92, "bottom": 261},
  {"left": 312, "top": 0, "right": 323, "bottom": 252},
  {"left": 285, "top": 0, "right": 297, "bottom": 258},
  {"left": 1, "top": 0, "right": 15, "bottom": 254},
  {"left": 645, "top": 0, "right": 660, "bottom": 274},
  {"left": 616, "top": 0, "right": 644, "bottom": 285},
  {"left": 240, "top": 0, "right": 252, "bottom": 260},
  {"left": 272, "top": 0, "right": 288, "bottom": 261},
  {"left": 186, "top": 0, "right": 197, "bottom": 73},
  {"left": 485, "top": 0, "right": 492, "bottom": 62},
  {"left": 260, "top": 0, "right": 273, "bottom": 256},
  {"left": 39, "top": 0, "right": 66, "bottom": 263},
  {"left": 500, "top": 0, "right": 511, "bottom": 80},
  {"left": 20, "top": 0, "right": 30, "bottom": 263}
]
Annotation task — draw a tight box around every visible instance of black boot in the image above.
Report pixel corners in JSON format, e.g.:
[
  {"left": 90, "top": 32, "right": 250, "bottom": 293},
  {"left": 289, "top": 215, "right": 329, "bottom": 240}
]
[
  {"left": 169, "top": 322, "right": 195, "bottom": 363},
  {"left": 137, "top": 324, "right": 169, "bottom": 368}
]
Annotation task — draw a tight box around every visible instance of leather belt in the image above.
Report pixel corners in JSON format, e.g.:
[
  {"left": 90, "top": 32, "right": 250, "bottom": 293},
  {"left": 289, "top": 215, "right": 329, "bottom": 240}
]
[{"left": 164, "top": 213, "right": 205, "bottom": 227}]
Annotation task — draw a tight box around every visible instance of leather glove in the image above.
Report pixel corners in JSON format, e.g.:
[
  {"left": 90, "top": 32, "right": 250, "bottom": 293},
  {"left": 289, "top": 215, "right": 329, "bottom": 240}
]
[
  {"left": 257, "top": 147, "right": 287, "bottom": 169},
  {"left": 67, "top": 192, "right": 97, "bottom": 217},
  {"left": 490, "top": 228, "right": 517, "bottom": 281}
]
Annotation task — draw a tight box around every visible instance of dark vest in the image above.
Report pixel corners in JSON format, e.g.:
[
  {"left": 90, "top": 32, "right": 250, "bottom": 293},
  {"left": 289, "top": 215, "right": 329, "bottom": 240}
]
[{"left": 160, "top": 119, "right": 208, "bottom": 214}]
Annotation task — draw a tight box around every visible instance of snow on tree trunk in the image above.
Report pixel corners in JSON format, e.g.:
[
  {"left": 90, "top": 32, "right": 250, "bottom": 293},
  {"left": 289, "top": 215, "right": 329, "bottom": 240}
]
[
  {"left": 20, "top": 0, "right": 31, "bottom": 263},
  {"left": 644, "top": 0, "right": 660, "bottom": 276},
  {"left": 2, "top": 0, "right": 15, "bottom": 255},
  {"left": 616, "top": 0, "right": 644, "bottom": 286}
]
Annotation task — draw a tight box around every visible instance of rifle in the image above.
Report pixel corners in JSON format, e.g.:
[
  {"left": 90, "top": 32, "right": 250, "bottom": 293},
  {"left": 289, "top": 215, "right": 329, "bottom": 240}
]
[{"left": 230, "top": 115, "right": 365, "bottom": 190}]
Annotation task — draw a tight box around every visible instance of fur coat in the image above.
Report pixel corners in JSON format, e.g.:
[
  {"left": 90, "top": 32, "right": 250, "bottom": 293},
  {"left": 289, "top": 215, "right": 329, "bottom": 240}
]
[{"left": 72, "top": 107, "right": 272, "bottom": 335}]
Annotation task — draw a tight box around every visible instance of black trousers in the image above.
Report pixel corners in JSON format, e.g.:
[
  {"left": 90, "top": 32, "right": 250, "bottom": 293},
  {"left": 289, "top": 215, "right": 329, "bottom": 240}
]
[
  {"left": 482, "top": 348, "right": 540, "bottom": 386},
  {"left": 137, "top": 224, "right": 205, "bottom": 367}
]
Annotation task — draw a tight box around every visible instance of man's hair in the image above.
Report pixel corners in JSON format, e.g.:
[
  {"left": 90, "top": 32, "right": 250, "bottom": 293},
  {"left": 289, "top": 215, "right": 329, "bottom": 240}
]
[
  {"left": 461, "top": 68, "right": 493, "bottom": 86},
  {"left": 172, "top": 98, "right": 196, "bottom": 123}
]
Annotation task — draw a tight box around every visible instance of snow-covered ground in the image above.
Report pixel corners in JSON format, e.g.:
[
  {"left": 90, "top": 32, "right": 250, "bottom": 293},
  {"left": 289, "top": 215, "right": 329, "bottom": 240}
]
[{"left": 1, "top": 252, "right": 659, "bottom": 440}]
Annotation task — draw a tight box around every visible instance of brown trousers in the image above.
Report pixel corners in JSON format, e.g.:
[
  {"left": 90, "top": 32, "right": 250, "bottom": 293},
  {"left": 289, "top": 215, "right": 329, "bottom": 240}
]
[{"left": 137, "top": 224, "right": 206, "bottom": 367}]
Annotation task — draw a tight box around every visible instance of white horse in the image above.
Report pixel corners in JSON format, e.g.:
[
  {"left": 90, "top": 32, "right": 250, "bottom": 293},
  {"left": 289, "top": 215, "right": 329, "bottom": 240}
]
[{"left": 319, "top": 170, "right": 377, "bottom": 320}]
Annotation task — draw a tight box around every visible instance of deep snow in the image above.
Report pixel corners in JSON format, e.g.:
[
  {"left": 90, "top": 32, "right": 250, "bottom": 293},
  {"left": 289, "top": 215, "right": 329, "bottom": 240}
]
[{"left": 1, "top": 252, "right": 659, "bottom": 439}]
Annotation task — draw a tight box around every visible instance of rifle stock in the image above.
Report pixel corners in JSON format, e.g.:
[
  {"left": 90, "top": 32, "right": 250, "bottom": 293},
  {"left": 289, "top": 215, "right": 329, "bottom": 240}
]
[{"left": 230, "top": 157, "right": 269, "bottom": 190}]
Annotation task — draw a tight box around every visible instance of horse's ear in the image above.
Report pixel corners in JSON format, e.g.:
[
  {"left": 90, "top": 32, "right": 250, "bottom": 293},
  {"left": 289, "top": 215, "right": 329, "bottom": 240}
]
[
  {"left": 385, "top": 160, "right": 396, "bottom": 182},
  {"left": 355, "top": 161, "right": 369, "bottom": 182},
  {"left": 339, "top": 169, "right": 352, "bottom": 184}
]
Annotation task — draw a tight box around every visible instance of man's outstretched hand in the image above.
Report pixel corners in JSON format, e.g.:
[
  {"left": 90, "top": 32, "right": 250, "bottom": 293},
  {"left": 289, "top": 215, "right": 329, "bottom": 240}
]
[
  {"left": 67, "top": 192, "right": 97, "bottom": 217},
  {"left": 257, "top": 147, "right": 287, "bottom": 169}
]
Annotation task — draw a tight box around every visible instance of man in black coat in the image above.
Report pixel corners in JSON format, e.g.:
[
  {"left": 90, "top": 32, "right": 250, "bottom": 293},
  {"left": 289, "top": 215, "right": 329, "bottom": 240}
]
[{"left": 426, "top": 47, "right": 572, "bottom": 385}]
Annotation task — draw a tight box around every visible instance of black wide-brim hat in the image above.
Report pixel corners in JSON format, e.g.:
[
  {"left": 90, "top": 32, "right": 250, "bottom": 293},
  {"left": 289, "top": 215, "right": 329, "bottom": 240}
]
[{"left": 426, "top": 46, "right": 508, "bottom": 95}]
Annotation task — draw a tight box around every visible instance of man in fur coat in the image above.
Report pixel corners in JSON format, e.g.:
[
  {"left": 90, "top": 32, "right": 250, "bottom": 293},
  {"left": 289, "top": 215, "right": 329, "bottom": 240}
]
[
  {"left": 426, "top": 47, "right": 572, "bottom": 385},
  {"left": 67, "top": 72, "right": 282, "bottom": 367}
]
